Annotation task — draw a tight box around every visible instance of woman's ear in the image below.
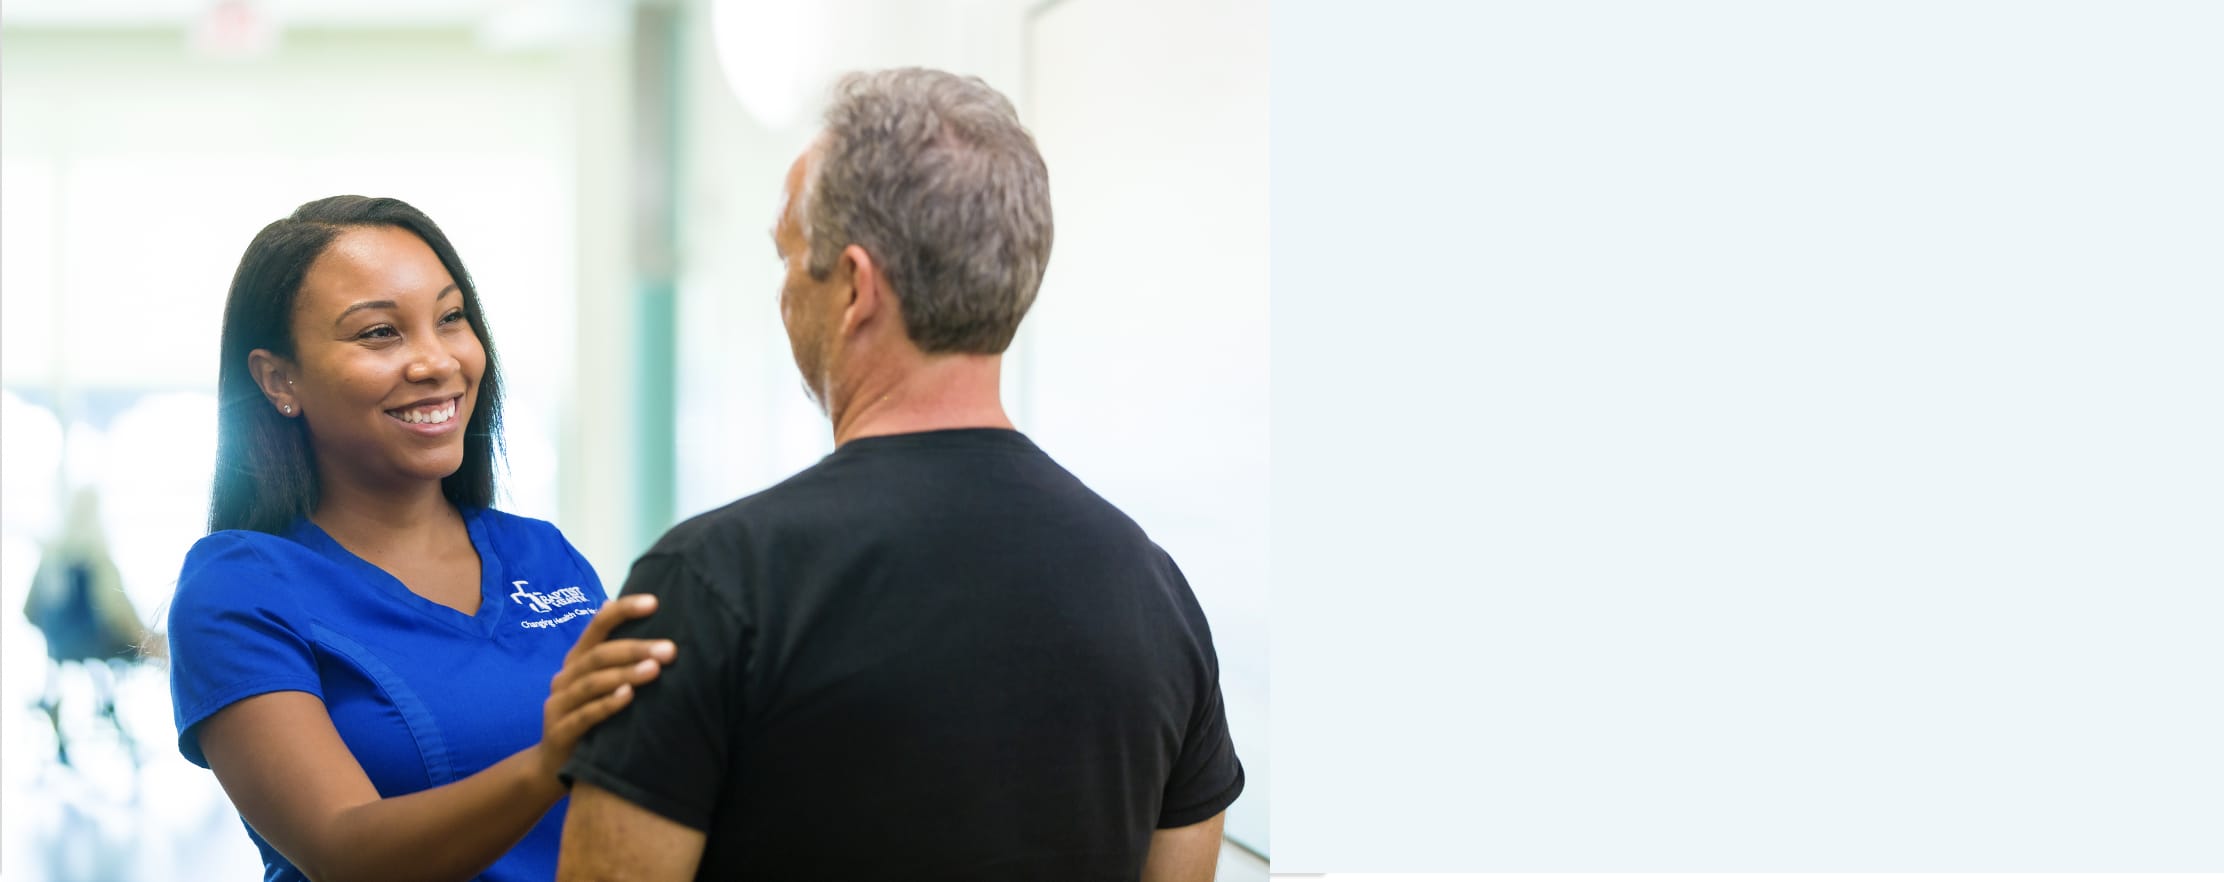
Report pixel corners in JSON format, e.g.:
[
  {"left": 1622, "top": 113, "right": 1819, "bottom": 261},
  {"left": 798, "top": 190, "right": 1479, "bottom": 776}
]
[{"left": 248, "top": 349, "right": 302, "bottom": 418}]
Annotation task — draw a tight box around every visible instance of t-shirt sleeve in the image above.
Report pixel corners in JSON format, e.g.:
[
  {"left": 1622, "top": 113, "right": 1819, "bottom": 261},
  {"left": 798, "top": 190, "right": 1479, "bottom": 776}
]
[
  {"left": 1156, "top": 556, "right": 1246, "bottom": 828},
  {"left": 1158, "top": 676, "right": 1246, "bottom": 828},
  {"left": 561, "top": 551, "right": 744, "bottom": 832},
  {"left": 167, "top": 533, "right": 324, "bottom": 769}
]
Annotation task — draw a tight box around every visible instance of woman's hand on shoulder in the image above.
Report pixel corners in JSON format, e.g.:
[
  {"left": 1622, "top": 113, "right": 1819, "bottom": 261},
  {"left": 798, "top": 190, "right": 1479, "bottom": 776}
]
[{"left": 536, "top": 594, "right": 674, "bottom": 781}]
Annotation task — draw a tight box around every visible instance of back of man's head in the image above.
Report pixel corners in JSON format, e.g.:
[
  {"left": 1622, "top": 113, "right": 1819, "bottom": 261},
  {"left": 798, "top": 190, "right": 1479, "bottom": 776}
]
[{"left": 798, "top": 67, "right": 1053, "bottom": 355}]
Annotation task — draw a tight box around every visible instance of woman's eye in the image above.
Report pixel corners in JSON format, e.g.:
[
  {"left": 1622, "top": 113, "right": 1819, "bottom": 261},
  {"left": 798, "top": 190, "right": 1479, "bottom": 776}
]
[
  {"left": 358, "top": 326, "right": 398, "bottom": 340},
  {"left": 441, "top": 310, "right": 468, "bottom": 325}
]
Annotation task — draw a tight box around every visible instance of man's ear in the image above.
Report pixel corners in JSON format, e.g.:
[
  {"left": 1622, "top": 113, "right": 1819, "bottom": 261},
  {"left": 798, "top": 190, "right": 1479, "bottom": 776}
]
[
  {"left": 839, "top": 243, "right": 887, "bottom": 337},
  {"left": 248, "top": 349, "right": 302, "bottom": 418}
]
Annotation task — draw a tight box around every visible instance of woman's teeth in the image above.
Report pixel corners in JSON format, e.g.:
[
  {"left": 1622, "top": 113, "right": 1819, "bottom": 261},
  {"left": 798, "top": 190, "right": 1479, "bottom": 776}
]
[{"left": 391, "top": 401, "right": 456, "bottom": 424}]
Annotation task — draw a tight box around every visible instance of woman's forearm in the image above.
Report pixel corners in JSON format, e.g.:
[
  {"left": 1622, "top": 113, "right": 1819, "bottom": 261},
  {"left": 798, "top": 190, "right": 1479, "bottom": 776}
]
[
  {"left": 198, "top": 600, "right": 668, "bottom": 882},
  {"left": 295, "top": 746, "right": 566, "bottom": 882}
]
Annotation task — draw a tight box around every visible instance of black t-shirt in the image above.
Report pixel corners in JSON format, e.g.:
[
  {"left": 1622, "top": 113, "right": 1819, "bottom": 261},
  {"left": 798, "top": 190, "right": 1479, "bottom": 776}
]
[{"left": 563, "top": 429, "right": 1243, "bottom": 880}]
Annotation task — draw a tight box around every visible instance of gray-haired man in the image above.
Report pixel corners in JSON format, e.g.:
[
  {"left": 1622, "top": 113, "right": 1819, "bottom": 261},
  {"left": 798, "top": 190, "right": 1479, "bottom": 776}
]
[{"left": 557, "top": 68, "right": 1243, "bottom": 881}]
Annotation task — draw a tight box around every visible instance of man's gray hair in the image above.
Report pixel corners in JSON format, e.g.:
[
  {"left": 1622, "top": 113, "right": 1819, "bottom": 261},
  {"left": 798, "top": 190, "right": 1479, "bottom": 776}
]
[{"left": 798, "top": 67, "right": 1053, "bottom": 354}]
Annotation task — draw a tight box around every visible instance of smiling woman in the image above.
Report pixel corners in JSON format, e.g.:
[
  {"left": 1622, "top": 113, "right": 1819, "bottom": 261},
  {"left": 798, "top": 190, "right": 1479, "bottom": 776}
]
[
  {"left": 209, "top": 199, "right": 500, "bottom": 537},
  {"left": 164, "top": 196, "right": 679, "bottom": 882}
]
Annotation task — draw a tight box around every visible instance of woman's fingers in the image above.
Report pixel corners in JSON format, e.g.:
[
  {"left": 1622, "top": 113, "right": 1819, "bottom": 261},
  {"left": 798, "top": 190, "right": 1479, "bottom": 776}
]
[
  {"left": 551, "top": 594, "right": 667, "bottom": 691},
  {"left": 551, "top": 638, "right": 676, "bottom": 690},
  {"left": 548, "top": 682, "right": 636, "bottom": 747},
  {"left": 549, "top": 659, "right": 663, "bottom": 742},
  {"left": 580, "top": 638, "right": 678, "bottom": 670},
  {"left": 542, "top": 596, "right": 670, "bottom": 762},
  {"left": 565, "top": 594, "right": 659, "bottom": 664},
  {"left": 551, "top": 657, "right": 665, "bottom": 716},
  {"left": 551, "top": 630, "right": 671, "bottom": 688},
  {"left": 544, "top": 595, "right": 667, "bottom": 759}
]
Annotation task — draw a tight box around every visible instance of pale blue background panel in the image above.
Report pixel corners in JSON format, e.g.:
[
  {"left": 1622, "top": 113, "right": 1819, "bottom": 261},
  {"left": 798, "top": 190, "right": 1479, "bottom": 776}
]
[{"left": 1272, "top": 0, "right": 2224, "bottom": 871}]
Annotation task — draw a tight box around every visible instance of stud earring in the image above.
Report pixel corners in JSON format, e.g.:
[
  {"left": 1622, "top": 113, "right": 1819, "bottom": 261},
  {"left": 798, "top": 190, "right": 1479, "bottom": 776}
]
[{"left": 282, "top": 404, "right": 293, "bottom": 414}]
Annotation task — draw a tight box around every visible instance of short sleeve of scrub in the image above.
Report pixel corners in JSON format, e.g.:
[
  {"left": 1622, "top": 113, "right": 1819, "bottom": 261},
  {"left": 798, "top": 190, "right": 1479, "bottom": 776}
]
[{"left": 168, "top": 531, "right": 325, "bottom": 768}]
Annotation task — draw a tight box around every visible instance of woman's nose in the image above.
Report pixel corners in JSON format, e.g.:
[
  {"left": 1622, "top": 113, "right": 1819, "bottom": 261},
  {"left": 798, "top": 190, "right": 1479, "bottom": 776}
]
[{"left": 405, "top": 340, "right": 462, "bottom": 383}]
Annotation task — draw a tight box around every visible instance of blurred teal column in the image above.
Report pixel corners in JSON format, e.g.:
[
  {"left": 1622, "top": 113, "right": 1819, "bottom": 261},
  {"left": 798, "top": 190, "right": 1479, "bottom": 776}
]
[{"left": 631, "top": 2, "right": 682, "bottom": 551}]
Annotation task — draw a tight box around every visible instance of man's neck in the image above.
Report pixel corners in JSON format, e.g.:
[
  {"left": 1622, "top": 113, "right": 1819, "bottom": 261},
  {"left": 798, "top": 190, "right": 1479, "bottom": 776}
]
[{"left": 829, "top": 351, "right": 1014, "bottom": 446}]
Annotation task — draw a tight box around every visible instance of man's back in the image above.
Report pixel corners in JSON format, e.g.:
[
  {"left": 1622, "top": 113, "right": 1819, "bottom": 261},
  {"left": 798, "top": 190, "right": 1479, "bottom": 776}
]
[{"left": 565, "top": 429, "right": 1243, "bottom": 880}]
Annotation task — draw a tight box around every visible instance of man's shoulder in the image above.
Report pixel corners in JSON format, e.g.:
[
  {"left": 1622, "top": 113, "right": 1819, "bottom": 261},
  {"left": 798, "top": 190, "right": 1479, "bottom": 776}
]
[
  {"left": 641, "top": 462, "right": 838, "bottom": 558},
  {"left": 637, "top": 436, "right": 1160, "bottom": 567},
  {"left": 621, "top": 469, "right": 843, "bottom": 617}
]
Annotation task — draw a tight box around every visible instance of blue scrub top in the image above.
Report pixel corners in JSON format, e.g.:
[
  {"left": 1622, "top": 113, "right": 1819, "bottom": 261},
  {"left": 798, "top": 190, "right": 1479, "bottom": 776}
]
[{"left": 168, "top": 508, "right": 606, "bottom": 882}]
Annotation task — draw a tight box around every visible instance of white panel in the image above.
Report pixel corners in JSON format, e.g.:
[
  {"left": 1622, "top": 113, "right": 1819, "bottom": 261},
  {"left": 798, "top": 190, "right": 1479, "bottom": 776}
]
[{"left": 1269, "top": 0, "right": 2224, "bottom": 870}]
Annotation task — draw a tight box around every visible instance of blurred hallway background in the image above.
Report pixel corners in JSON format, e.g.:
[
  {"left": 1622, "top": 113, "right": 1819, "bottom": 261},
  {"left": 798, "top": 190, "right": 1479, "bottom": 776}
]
[{"left": 0, "top": 0, "right": 1268, "bottom": 877}]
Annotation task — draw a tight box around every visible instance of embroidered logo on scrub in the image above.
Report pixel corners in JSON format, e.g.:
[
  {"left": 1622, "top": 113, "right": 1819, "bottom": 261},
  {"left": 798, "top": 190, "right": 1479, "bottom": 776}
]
[{"left": 510, "top": 580, "right": 596, "bottom": 629}]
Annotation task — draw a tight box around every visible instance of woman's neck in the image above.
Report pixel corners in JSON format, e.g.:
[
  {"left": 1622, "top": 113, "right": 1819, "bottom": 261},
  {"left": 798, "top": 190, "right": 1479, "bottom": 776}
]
[{"left": 310, "top": 476, "right": 463, "bottom": 556}]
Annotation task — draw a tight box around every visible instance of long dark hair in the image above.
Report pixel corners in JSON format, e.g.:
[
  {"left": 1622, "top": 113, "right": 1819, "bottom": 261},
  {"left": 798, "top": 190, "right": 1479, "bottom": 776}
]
[{"left": 208, "top": 196, "right": 505, "bottom": 534}]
